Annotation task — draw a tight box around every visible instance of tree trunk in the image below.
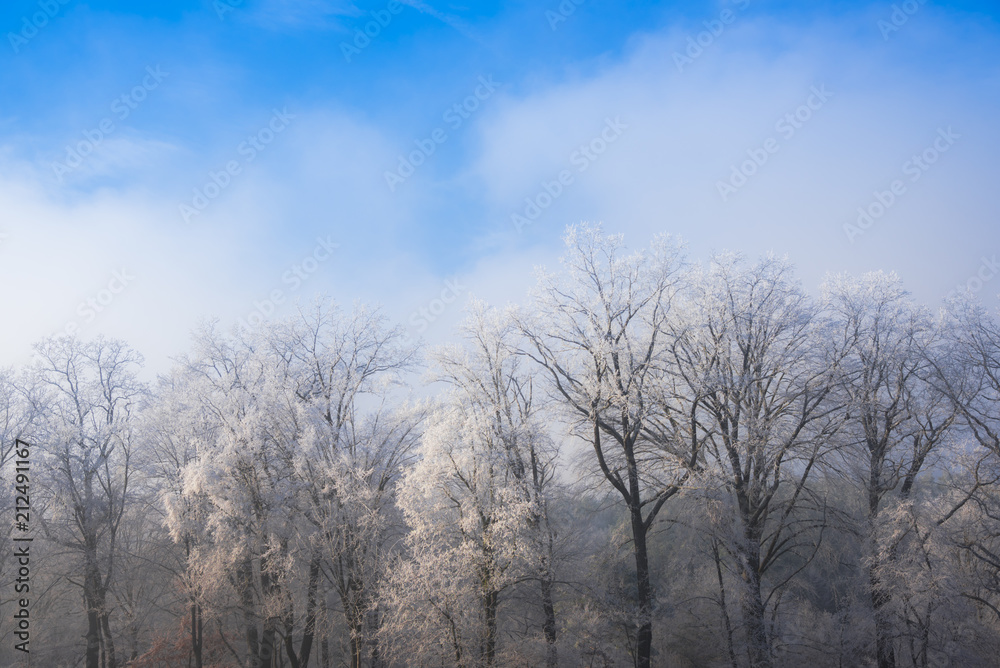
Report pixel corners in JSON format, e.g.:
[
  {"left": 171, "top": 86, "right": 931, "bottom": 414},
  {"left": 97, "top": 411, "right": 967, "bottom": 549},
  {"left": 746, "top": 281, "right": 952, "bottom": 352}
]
[
  {"left": 740, "top": 563, "right": 771, "bottom": 668},
  {"left": 540, "top": 575, "right": 558, "bottom": 668},
  {"left": 100, "top": 608, "right": 118, "bottom": 668},
  {"left": 237, "top": 558, "right": 260, "bottom": 667},
  {"left": 349, "top": 634, "right": 361, "bottom": 668},
  {"left": 369, "top": 606, "right": 385, "bottom": 668},
  {"left": 483, "top": 588, "right": 499, "bottom": 666},
  {"left": 191, "top": 600, "right": 204, "bottom": 668},
  {"left": 258, "top": 624, "right": 277, "bottom": 668},
  {"left": 713, "top": 540, "right": 739, "bottom": 668},
  {"left": 870, "top": 568, "right": 896, "bottom": 668},
  {"left": 295, "top": 553, "right": 321, "bottom": 668},
  {"left": 735, "top": 522, "right": 771, "bottom": 668},
  {"left": 869, "top": 456, "right": 895, "bottom": 668},
  {"left": 629, "top": 502, "right": 653, "bottom": 668},
  {"left": 320, "top": 619, "right": 331, "bottom": 668},
  {"left": 84, "top": 544, "right": 105, "bottom": 668},
  {"left": 86, "top": 602, "right": 101, "bottom": 668}
]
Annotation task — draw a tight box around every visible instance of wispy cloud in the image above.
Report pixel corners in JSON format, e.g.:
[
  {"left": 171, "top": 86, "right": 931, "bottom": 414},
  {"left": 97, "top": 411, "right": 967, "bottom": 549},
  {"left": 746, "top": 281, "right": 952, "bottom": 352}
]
[
  {"left": 245, "top": 0, "right": 360, "bottom": 30},
  {"left": 400, "top": 0, "right": 481, "bottom": 42}
]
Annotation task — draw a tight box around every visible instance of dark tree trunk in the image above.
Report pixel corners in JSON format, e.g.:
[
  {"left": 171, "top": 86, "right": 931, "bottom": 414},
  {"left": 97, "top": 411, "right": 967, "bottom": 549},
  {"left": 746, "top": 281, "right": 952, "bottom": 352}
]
[
  {"left": 86, "top": 602, "right": 101, "bottom": 668},
  {"left": 84, "top": 543, "right": 107, "bottom": 668},
  {"left": 298, "top": 553, "right": 321, "bottom": 668},
  {"left": 869, "top": 452, "right": 895, "bottom": 668},
  {"left": 540, "top": 575, "right": 558, "bottom": 668},
  {"left": 733, "top": 505, "right": 771, "bottom": 668},
  {"left": 320, "top": 624, "right": 330, "bottom": 668},
  {"left": 191, "top": 600, "right": 204, "bottom": 668},
  {"left": 236, "top": 558, "right": 260, "bottom": 667},
  {"left": 483, "top": 588, "right": 499, "bottom": 666},
  {"left": 100, "top": 608, "right": 118, "bottom": 668},
  {"left": 713, "top": 540, "right": 739, "bottom": 668},
  {"left": 629, "top": 502, "right": 653, "bottom": 668},
  {"left": 257, "top": 563, "right": 278, "bottom": 668},
  {"left": 349, "top": 634, "right": 361, "bottom": 668},
  {"left": 739, "top": 557, "right": 771, "bottom": 668},
  {"left": 258, "top": 624, "right": 277, "bottom": 668},
  {"left": 870, "top": 569, "right": 896, "bottom": 668},
  {"left": 592, "top": 419, "right": 661, "bottom": 668}
]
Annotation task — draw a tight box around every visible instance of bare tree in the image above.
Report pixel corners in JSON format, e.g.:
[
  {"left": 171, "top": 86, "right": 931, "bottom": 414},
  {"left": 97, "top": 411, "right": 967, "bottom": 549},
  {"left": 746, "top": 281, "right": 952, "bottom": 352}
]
[
  {"left": 382, "top": 301, "right": 560, "bottom": 667},
  {"left": 30, "top": 336, "right": 146, "bottom": 668},
  {"left": 268, "top": 299, "right": 419, "bottom": 668},
  {"left": 164, "top": 323, "right": 305, "bottom": 668},
  {"left": 930, "top": 295, "right": 1000, "bottom": 639},
  {"left": 147, "top": 366, "right": 222, "bottom": 668},
  {"left": 824, "top": 272, "right": 958, "bottom": 668},
  {"left": 516, "top": 225, "right": 691, "bottom": 668},
  {"left": 669, "top": 254, "right": 842, "bottom": 668}
]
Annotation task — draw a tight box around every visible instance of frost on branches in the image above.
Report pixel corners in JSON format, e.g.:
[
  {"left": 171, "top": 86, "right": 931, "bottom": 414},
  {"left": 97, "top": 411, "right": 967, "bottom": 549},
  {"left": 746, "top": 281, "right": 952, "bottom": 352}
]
[
  {"left": 381, "top": 302, "right": 559, "bottom": 668},
  {"left": 6, "top": 229, "right": 1000, "bottom": 668}
]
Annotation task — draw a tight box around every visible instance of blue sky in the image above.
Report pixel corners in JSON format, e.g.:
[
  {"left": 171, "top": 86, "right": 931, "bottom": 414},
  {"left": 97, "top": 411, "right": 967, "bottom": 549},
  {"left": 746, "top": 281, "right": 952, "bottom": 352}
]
[{"left": 1, "top": 0, "right": 998, "bottom": 372}]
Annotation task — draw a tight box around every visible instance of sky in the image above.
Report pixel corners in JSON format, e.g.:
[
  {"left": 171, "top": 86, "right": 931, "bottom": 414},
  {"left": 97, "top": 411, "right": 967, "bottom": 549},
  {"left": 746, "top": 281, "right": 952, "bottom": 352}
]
[{"left": 1, "top": 0, "right": 998, "bottom": 375}]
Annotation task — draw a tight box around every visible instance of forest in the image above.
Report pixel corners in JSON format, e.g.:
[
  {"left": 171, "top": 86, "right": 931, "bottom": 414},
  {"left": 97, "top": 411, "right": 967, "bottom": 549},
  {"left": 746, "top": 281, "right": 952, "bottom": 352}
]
[{"left": 2, "top": 225, "right": 999, "bottom": 668}]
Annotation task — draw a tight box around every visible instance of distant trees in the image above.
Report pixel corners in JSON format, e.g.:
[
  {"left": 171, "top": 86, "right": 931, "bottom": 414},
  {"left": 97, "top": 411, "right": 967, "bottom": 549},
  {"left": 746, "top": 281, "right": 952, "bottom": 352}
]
[{"left": 6, "top": 227, "right": 1000, "bottom": 667}]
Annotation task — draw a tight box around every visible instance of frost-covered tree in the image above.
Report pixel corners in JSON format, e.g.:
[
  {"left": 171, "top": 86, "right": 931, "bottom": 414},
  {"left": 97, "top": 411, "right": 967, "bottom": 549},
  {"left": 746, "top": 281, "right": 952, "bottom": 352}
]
[
  {"left": 268, "top": 300, "right": 419, "bottom": 668},
  {"left": 935, "top": 293, "right": 1000, "bottom": 466},
  {"left": 146, "top": 365, "right": 225, "bottom": 668},
  {"left": 383, "top": 302, "right": 559, "bottom": 667},
  {"left": 669, "top": 254, "right": 842, "bottom": 668},
  {"left": 162, "top": 300, "right": 417, "bottom": 668},
  {"left": 28, "top": 336, "right": 146, "bottom": 668},
  {"left": 163, "top": 323, "right": 309, "bottom": 668},
  {"left": 516, "top": 225, "right": 690, "bottom": 668},
  {"left": 11, "top": 235, "right": 1000, "bottom": 667},
  {"left": 928, "top": 294, "right": 1000, "bottom": 655},
  {"left": 824, "top": 272, "right": 958, "bottom": 668}
]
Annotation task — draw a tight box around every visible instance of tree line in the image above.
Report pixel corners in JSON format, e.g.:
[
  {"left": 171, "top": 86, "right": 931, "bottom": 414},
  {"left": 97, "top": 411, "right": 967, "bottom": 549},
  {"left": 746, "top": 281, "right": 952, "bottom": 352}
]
[{"left": 2, "top": 225, "right": 999, "bottom": 667}]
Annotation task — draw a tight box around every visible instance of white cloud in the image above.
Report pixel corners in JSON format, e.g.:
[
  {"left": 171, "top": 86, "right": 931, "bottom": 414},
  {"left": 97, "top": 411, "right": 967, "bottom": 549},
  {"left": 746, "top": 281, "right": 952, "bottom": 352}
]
[
  {"left": 465, "top": 18, "right": 1000, "bottom": 303},
  {"left": 2, "top": 10, "right": 998, "bottom": 378}
]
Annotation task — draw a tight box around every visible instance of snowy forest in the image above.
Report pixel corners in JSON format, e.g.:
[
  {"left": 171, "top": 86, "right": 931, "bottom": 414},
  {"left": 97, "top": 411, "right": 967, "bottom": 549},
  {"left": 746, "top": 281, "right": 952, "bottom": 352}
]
[{"left": 3, "top": 225, "right": 1000, "bottom": 668}]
